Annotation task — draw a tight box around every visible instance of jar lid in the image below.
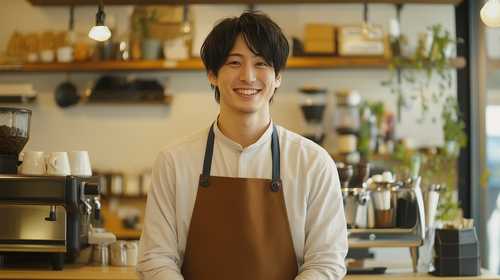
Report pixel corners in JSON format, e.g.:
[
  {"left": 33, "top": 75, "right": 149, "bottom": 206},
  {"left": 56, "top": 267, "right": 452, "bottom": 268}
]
[{"left": 336, "top": 90, "right": 361, "bottom": 106}]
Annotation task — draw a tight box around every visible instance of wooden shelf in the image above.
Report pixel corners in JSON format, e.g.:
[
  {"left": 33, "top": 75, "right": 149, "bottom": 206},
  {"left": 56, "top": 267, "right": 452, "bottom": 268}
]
[
  {"left": 0, "top": 56, "right": 466, "bottom": 73},
  {"left": 27, "top": 0, "right": 463, "bottom": 6},
  {"left": 0, "top": 59, "right": 203, "bottom": 72}
]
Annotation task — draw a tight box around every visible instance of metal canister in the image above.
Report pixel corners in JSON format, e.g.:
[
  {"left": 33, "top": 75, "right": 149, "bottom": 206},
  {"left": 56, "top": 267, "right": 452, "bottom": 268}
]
[{"left": 342, "top": 187, "right": 369, "bottom": 228}]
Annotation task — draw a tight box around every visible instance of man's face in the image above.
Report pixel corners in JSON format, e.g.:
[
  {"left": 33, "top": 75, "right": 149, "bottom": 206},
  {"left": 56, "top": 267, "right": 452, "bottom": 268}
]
[{"left": 208, "top": 35, "right": 281, "bottom": 116}]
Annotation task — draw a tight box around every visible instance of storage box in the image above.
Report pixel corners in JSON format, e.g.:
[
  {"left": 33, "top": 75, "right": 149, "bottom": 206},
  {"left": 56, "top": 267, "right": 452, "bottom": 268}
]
[
  {"left": 303, "top": 24, "right": 336, "bottom": 55},
  {"left": 304, "top": 39, "right": 335, "bottom": 53},
  {"left": 432, "top": 227, "right": 481, "bottom": 276},
  {"left": 432, "top": 256, "right": 480, "bottom": 276},
  {"left": 338, "top": 25, "right": 385, "bottom": 56},
  {"left": 305, "top": 24, "right": 335, "bottom": 41}
]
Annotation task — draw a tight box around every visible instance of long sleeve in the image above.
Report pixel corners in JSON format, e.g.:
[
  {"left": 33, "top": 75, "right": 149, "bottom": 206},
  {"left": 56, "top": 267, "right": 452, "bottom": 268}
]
[
  {"left": 137, "top": 152, "right": 184, "bottom": 280},
  {"left": 295, "top": 157, "right": 348, "bottom": 280}
]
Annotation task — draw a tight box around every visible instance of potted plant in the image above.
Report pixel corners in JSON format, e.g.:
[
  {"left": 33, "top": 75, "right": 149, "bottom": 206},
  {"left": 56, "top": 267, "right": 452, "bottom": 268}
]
[{"left": 132, "top": 8, "right": 161, "bottom": 60}]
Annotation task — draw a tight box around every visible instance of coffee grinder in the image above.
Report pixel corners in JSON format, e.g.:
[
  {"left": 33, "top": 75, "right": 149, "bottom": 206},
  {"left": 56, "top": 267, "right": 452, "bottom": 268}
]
[
  {"left": 299, "top": 87, "right": 327, "bottom": 145},
  {"left": 0, "top": 108, "right": 31, "bottom": 174}
]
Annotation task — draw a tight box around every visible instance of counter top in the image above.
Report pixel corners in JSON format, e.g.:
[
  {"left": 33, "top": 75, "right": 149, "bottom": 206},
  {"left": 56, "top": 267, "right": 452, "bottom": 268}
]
[
  {"left": 0, "top": 266, "right": 137, "bottom": 280},
  {"left": 0, "top": 265, "right": 499, "bottom": 280}
]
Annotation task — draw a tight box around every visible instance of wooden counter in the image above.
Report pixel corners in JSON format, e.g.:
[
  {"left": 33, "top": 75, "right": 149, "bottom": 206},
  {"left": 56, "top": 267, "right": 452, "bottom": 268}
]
[
  {"left": 0, "top": 265, "right": 498, "bottom": 280},
  {"left": 0, "top": 266, "right": 137, "bottom": 280}
]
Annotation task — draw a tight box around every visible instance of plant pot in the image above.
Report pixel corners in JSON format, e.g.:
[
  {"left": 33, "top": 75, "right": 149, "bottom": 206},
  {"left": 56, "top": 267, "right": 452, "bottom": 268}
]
[{"left": 141, "top": 39, "right": 161, "bottom": 60}]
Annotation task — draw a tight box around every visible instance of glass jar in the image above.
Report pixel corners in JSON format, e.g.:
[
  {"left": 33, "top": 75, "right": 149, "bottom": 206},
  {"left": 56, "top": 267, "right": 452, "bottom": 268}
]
[{"left": 334, "top": 90, "right": 361, "bottom": 134}]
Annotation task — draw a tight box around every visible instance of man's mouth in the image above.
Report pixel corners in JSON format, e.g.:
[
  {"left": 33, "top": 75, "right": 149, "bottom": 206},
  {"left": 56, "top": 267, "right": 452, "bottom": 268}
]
[{"left": 233, "top": 88, "right": 262, "bottom": 97}]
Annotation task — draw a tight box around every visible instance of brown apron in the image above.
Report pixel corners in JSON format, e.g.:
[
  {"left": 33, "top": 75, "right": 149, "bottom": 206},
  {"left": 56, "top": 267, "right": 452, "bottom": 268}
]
[{"left": 181, "top": 124, "right": 298, "bottom": 280}]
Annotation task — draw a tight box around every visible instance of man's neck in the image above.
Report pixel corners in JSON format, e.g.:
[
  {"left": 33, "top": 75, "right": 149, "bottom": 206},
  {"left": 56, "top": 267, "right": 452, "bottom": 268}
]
[{"left": 217, "top": 111, "right": 271, "bottom": 148}]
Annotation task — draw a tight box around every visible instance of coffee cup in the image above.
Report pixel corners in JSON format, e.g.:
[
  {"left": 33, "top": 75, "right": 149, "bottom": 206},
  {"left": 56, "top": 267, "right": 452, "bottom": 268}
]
[
  {"left": 57, "top": 46, "right": 74, "bottom": 63},
  {"left": 46, "top": 152, "right": 71, "bottom": 176},
  {"left": 40, "top": 49, "right": 55, "bottom": 63},
  {"left": 19, "top": 151, "right": 46, "bottom": 175},
  {"left": 68, "top": 150, "right": 92, "bottom": 176}
]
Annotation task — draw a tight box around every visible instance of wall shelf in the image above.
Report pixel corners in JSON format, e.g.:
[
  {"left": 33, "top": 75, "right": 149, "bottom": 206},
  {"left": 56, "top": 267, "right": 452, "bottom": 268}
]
[
  {"left": 0, "top": 56, "right": 466, "bottom": 73},
  {"left": 27, "top": 0, "right": 463, "bottom": 6}
]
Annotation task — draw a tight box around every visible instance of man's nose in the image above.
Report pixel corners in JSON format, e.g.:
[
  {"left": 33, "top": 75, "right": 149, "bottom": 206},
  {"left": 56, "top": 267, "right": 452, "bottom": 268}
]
[{"left": 239, "top": 63, "right": 256, "bottom": 82}]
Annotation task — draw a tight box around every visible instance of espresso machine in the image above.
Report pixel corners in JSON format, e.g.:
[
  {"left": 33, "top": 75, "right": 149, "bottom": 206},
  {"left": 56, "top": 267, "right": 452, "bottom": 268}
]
[
  {"left": 340, "top": 162, "right": 426, "bottom": 273},
  {"left": 0, "top": 108, "right": 102, "bottom": 270}
]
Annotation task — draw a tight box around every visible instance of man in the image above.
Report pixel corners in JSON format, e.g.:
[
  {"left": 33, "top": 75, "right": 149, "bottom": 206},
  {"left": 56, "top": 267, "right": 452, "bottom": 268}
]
[{"left": 137, "top": 11, "right": 348, "bottom": 280}]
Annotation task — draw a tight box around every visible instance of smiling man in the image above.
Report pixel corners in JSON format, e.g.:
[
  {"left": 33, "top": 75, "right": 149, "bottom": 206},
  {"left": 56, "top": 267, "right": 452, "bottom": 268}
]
[{"left": 137, "top": 11, "right": 348, "bottom": 280}]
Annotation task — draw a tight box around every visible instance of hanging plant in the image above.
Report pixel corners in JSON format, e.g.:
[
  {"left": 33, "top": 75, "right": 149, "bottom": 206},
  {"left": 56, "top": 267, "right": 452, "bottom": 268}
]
[
  {"left": 382, "top": 24, "right": 468, "bottom": 222},
  {"left": 382, "top": 24, "right": 464, "bottom": 123}
]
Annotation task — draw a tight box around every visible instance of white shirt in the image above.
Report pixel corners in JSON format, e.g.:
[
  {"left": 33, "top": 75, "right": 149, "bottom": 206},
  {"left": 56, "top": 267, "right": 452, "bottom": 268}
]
[{"left": 137, "top": 122, "right": 348, "bottom": 280}]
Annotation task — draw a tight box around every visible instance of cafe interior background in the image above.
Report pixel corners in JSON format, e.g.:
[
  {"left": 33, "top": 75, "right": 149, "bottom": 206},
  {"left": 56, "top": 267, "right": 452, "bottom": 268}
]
[{"left": 0, "top": 0, "right": 499, "bottom": 275}]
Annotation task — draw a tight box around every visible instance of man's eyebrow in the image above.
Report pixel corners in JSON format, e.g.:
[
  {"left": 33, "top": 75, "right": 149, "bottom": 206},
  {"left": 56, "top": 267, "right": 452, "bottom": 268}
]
[{"left": 227, "top": 53, "right": 261, "bottom": 58}]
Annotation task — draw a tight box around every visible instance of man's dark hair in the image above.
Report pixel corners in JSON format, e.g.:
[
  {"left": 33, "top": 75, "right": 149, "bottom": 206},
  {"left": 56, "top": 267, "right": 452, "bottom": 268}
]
[{"left": 200, "top": 11, "right": 289, "bottom": 103}]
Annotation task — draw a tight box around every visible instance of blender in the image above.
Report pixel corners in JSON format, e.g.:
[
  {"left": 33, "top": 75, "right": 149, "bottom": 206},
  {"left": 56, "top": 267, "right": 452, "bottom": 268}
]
[{"left": 0, "top": 107, "right": 31, "bottom": 174}]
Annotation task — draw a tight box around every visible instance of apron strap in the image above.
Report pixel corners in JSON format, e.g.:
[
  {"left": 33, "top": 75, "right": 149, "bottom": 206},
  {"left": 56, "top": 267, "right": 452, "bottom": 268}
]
[
  {"left": 200, "top": 123, "right": 215, "bottom": 187},
  {"left": 270, "top": 125, "right": 282, "bottom": 192},
  {"left": 200, "top": 122, "right": 281, "bottom": 192}
]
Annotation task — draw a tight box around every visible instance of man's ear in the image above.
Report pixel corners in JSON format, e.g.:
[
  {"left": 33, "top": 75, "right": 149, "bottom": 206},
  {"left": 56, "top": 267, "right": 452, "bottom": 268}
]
[
  {"left": 274, "top": 73, "right": 282, "bottom": 88},
  {"left": 208, "top": 71, "right": 218, "bottom": 87}
]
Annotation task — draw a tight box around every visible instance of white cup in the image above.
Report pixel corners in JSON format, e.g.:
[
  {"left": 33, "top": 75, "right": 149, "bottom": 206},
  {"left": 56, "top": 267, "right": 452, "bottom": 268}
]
[
  {"left": 46, "top": 152, "right": 71, "bottom": 176},
  {"left": 68, "top": 150, "right": 92, "bottom": 176},
  {"left": 19, "top": 151, "right": 46, "bottom": 175},
  {"left": 57, "top": 46, "right": 74, "bottom": 63},
  {"left": 27, "top": 52, "right": 39, "bottom": 63},
  {"left": 39, "top": 49, "right": 55, "bottom": 63}
]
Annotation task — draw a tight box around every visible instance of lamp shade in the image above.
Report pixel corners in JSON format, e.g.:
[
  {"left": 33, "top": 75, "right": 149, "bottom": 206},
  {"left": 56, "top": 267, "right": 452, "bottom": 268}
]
[
  {"left": 88, "top": 25, "right": 111, "bottom": 42},
  {"left": 481, "top": 0, "right": 500, "bottom": 27}
]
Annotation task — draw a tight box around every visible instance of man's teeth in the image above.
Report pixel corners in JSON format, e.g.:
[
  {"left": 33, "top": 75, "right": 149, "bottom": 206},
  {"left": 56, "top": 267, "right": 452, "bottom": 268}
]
[{"left": 235, "top": 89, "right": 260, "bottom": 96}]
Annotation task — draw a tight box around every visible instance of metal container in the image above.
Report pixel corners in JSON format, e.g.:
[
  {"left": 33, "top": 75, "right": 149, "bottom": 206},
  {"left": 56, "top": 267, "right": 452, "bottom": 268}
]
[
  {"left": 110, "top": 241, "right": 127, "bottom": 266},
  {"left": 92, "top": 244, "right": 109, "bottom": 266},
  {"left": 110, "top": 240, "right": 138, "bottom": 266},
  {"left": 424, "top": 184, "right": 442, "bottom": 229},
  {"left": 342, "top": 187, "right": 369, "bottom": 228}
]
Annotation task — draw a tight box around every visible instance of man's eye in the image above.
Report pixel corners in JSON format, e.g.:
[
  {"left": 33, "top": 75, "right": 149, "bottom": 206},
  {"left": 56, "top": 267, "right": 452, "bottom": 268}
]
[
  {"left": 256, "top": 61, "right": 269, "bottom": 67},
  {"left": 227, "top": 61, "right": 240, "bottom": 66}
]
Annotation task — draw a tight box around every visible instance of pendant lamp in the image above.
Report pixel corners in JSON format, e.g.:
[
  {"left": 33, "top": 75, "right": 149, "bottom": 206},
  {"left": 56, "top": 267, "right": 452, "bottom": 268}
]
[
  {"left": 88, "top": 1, "right": 111, "bottom": 42},
  {"left": 481, "top": 0, "right": 500, "bottom": 27}
]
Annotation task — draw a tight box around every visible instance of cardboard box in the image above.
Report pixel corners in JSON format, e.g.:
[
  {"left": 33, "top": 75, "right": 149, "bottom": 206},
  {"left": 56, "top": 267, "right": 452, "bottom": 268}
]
[
  {"left": 304, "top": 39, "right": 335, "bottom": 53},
  {"left": 303, "top": 24, "right": 336, "bottom": 54},
  {"left": 338, "top": 25, "right": 385, "bottom": 56},
  {"left": 305, "top": 24, "right": 335, "bottom": 41}
]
